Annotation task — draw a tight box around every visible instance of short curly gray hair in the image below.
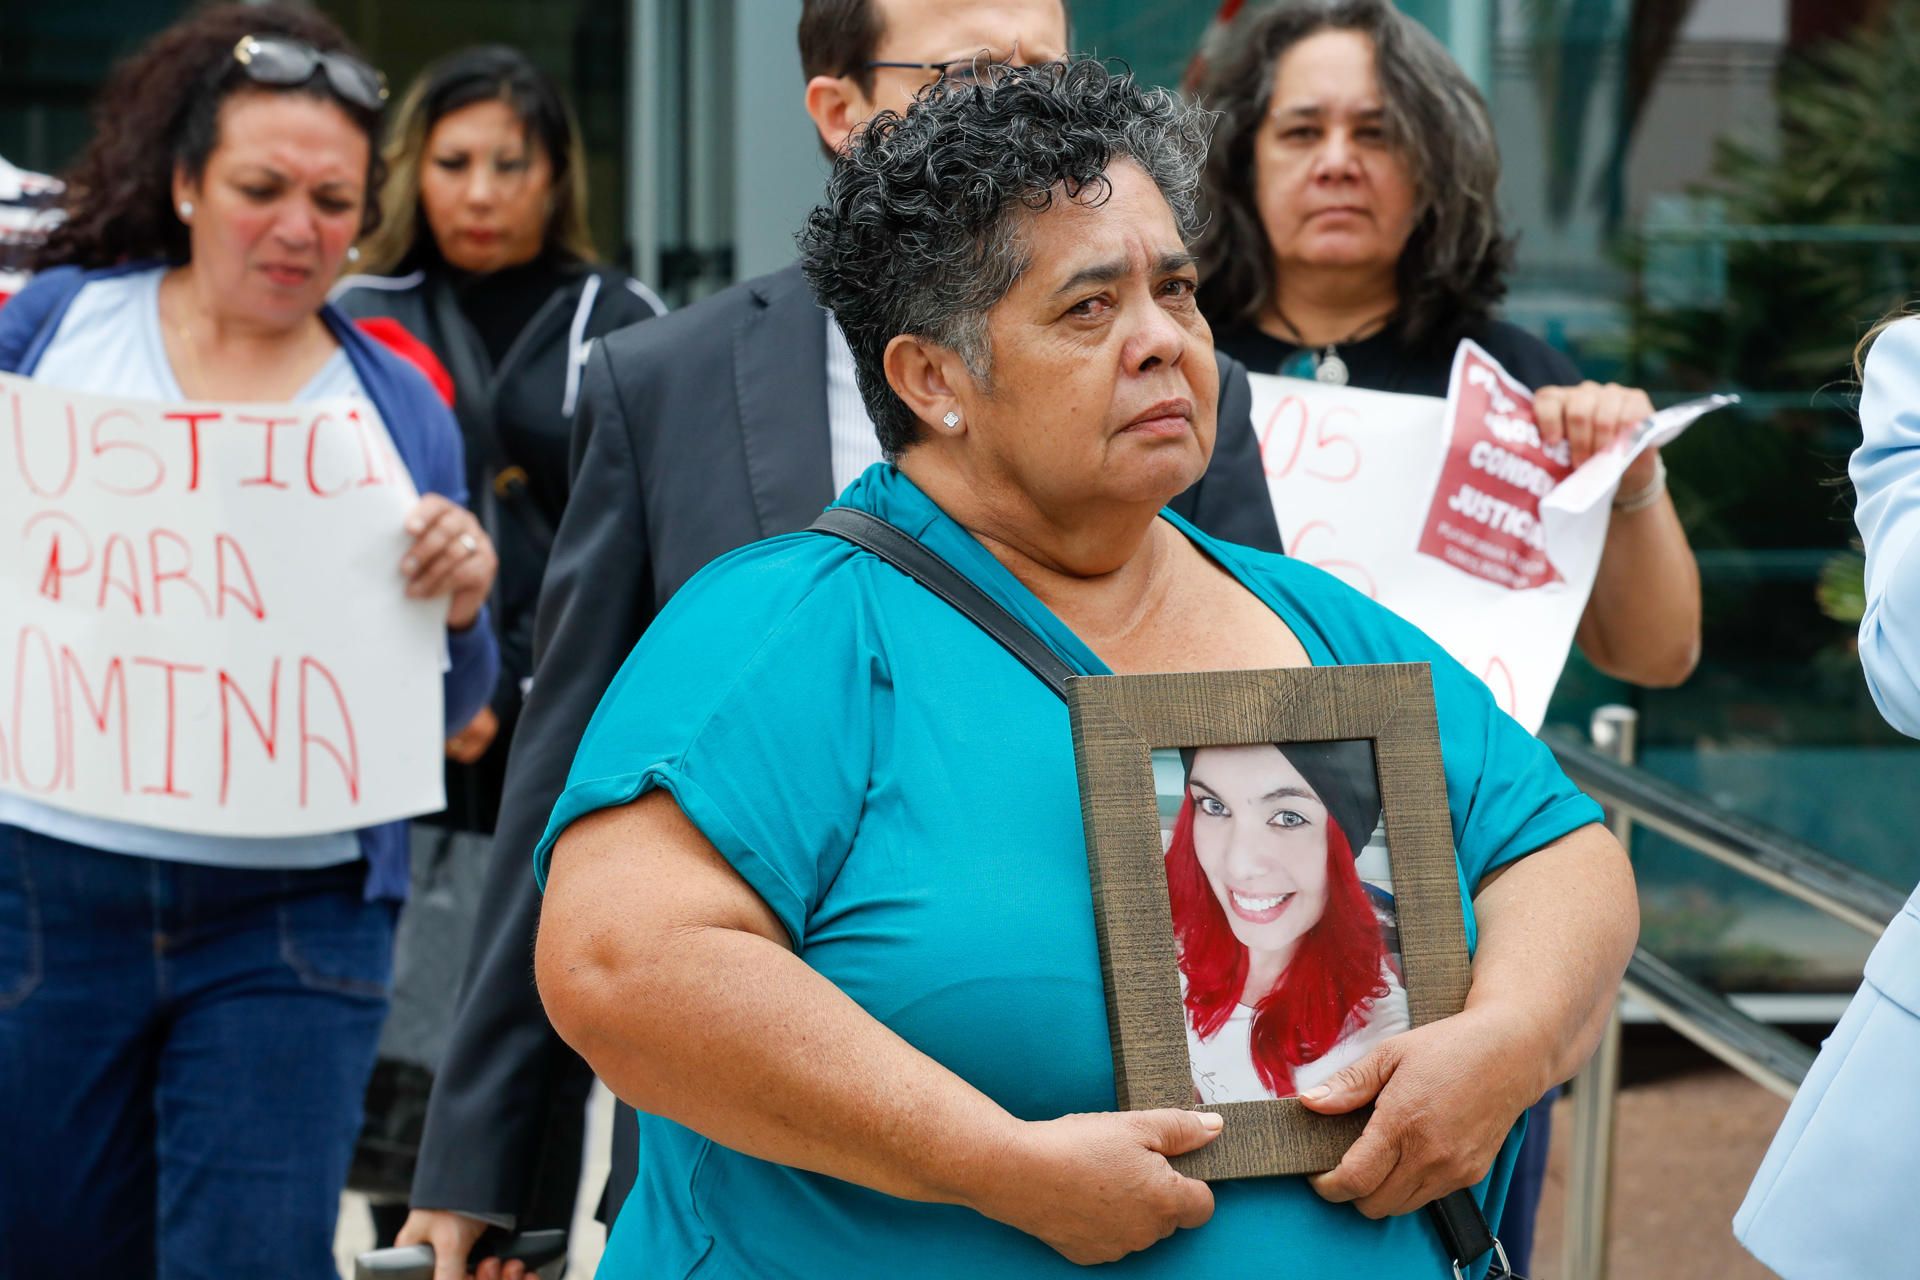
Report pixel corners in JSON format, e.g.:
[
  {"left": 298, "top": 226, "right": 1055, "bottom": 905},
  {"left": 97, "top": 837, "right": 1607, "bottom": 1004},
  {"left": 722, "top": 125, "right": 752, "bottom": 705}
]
[{"left": 798, "top": 60, "right": 1214, "bottom": 459}]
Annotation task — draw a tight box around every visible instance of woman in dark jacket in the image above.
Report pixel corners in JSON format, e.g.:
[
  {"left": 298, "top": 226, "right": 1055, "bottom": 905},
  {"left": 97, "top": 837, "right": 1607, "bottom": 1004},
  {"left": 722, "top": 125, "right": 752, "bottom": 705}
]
[
  {"left": 331, "top": 45, "right": 663, "bottom": 1252},
  {"left": 335, "top": 45, "right": 665, "bottom": 825}
]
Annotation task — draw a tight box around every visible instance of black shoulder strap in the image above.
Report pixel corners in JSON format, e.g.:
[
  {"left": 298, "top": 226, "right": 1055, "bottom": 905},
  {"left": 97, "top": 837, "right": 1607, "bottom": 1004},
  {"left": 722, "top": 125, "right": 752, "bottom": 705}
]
[
  {"left": 809, "top": 507, "right": 1074, "bottom": 698},
  {"left": 1429, "top": 1187, "right": 1515, "bottom": 1278},
  {"left": 806, "top": 505, "right": 1515, "bottom": 1280}
]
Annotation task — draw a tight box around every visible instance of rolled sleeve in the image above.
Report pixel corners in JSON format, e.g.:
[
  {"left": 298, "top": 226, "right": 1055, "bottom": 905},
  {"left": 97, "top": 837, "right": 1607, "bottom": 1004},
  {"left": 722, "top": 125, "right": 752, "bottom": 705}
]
[
  {"left": 537, "top": 761, "right": 811, "bottom": 944},
  {"left": 1450, "top": 656, "right": 1605, "bottom": 885},
  {"left": 531, "top": 544, "right": 876, "bottom": 950}
]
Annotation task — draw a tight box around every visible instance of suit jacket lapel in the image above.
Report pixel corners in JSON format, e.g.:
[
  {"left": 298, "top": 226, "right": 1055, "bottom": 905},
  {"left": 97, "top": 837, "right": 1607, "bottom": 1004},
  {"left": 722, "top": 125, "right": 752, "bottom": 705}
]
[{"left": 732, "top": 262, "right": 835, "bottom": 537}]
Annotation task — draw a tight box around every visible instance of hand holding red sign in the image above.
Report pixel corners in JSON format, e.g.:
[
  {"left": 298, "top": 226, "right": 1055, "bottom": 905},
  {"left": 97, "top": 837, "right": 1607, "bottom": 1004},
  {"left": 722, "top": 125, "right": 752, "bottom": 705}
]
[
  {"left": 1416, "top": 345, "right": 1574, "bottom": 591},
  {"left": 1534, "top": 382, "right": 1660, "bottom": 484},
  {"left": 1248, "top": 344, "right": 1730, "bottom": 732}
]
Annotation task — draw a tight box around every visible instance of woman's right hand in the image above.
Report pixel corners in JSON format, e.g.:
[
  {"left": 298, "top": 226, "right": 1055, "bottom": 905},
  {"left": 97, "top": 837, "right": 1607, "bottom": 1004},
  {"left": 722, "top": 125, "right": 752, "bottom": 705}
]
[{"left": 970, "top": 1109, "right": 1222, "bottom": 1264}]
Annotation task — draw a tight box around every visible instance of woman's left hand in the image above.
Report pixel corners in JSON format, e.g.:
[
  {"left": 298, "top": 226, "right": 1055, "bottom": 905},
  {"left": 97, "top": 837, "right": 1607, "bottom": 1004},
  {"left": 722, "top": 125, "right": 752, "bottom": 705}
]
[
  {"left": 445, "top": 705, "right": 500, "bottom": 764},
  {"left": 1300, "top": 1005, "right": 1545, "bottom": 1218},
  {"left": 401, "top": 494, "right": 497, "bottom": 630},
  {"left": 1534, "top": 381, "right": 1659, "bottom": 486}
]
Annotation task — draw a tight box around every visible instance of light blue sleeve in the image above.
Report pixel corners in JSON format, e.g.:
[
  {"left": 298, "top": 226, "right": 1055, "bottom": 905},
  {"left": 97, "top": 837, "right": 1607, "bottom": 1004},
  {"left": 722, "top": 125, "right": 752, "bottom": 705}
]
[
  {"left": 1852, "top": 317, "right": 1920, "bottom": 737},
  {"left": 531, "top": 549, "right": 875, "bottom": 948}
]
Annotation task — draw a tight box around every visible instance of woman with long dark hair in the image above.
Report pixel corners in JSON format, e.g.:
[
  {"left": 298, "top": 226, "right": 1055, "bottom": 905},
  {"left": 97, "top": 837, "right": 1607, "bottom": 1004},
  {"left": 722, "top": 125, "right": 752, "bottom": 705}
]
[
  {"left": 332, "top": 48, "right": 665, "bottom": 1259},
  {"left": 1193, "top": 5, "right": 1699, "bottom": 1265},
  {"left": 1195, "top": 0, "right": 1700, "bottom": 689},
  {"left": 0, "top": 8, "right": 497, "bottom": 1276},
  {"left": 341, "top": 50, "right": 672, "bottom": 1258},
  {"left": 1168, "top": 741, "right": 1407, "bottom": 1101},
  {"left": 336, "top": 45, "right": 665, "bottom": 816}
]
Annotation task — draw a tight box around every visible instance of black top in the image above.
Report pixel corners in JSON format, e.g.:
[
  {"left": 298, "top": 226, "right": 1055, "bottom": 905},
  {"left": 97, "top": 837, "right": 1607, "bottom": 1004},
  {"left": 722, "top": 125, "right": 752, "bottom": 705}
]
[
  {"left": 333, "top": 258, "right": 665, "bottom": 832},
  {"left": 450, "top": 253, "right": 579, "bottom": 367},
  {"left": 1214, "top": 317, "right": 1582, "bottom": 396}
]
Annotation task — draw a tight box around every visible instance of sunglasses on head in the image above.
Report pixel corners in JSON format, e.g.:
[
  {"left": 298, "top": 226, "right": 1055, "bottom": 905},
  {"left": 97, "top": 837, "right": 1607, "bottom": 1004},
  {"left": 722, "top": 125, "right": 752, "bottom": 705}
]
[{"left": 232, "top": 35, "right": 388, "bottom": 112}]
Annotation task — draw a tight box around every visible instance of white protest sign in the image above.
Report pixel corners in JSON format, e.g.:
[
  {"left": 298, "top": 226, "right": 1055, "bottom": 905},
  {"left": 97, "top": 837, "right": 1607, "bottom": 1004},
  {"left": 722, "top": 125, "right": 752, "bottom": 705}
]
[
  {"left": 0, "top": 371, "right": 448, "bottom": 836},
  {"left": 1251, "top": 341, "right": 1729, "bottom": 731}
]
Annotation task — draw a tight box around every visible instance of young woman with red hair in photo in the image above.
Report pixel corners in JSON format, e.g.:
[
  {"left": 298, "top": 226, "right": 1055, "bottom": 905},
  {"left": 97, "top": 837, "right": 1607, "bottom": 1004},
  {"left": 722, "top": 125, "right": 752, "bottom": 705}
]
[{"left": 1167, "top": 740, "right": 1410, "bottom": 1102}]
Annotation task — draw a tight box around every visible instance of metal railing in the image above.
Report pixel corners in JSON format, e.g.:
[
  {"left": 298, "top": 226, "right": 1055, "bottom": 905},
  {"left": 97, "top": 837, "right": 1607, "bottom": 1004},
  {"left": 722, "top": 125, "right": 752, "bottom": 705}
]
[{"left": 1551, "top": 706, "right": 1907, "bottom": 1280}]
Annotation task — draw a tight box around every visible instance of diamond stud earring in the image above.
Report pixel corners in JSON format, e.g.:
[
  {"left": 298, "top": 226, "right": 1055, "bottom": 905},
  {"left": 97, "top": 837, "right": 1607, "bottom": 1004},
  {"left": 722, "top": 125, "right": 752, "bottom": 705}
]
[
  {"left": 178, "top": 200, "right": 194, "bottom": 220},
  {"left": 941, "top": 410, "right": 960, "bottom": 429}
]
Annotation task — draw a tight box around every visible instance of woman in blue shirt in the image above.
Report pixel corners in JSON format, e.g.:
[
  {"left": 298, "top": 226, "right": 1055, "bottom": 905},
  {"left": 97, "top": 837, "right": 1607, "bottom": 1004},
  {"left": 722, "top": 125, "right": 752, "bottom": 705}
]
[
  {"left": 534, "top": 62, "right": 1636, "bottom": 1278},
  {"left": 0, "top": 7, "right": 497, "bottom": 1277}
]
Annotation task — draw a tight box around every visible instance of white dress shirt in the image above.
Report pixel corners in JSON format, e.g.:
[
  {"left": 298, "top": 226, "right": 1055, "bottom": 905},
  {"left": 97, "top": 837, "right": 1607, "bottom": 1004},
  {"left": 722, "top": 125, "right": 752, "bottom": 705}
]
[{"left": 826, "top": 315, "right": 885, "bottom": 495}]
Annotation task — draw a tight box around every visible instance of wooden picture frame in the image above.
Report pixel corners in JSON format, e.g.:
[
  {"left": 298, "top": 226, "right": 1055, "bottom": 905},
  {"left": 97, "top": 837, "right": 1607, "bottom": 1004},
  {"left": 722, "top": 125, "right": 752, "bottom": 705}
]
[{"left": 1067, "top": 662, "right": 1470, "bottom": 1181}]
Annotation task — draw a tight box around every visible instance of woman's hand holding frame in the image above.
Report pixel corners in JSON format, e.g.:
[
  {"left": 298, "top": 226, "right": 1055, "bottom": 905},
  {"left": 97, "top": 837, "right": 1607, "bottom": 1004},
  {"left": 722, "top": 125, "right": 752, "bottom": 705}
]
[{"left": 1068, "top": 662, "right": 1472, "bottom": 1181}]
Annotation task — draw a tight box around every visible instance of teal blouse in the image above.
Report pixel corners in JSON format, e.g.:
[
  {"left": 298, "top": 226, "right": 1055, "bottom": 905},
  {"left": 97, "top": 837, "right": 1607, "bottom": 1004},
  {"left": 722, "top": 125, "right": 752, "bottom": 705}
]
[{"left": 536, "top": 464, "right": 1603, "bottom": 1279}]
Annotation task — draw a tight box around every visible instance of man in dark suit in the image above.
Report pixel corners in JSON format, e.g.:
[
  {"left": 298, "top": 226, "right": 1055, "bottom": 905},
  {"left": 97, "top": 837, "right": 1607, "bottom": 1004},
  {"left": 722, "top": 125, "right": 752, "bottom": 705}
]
[{"left": 397, "top": 2, "right": 1283, "bottom": 1274}]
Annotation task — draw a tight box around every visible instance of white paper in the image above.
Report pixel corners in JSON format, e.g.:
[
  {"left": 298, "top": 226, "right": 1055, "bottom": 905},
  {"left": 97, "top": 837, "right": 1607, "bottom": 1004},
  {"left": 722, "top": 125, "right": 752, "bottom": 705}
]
[
  {"left": 0, "top": 371, "right": 447, "bottom": 836},
  {"left": 1249, "top": 344, "right": 1731, "bottom": 731}
]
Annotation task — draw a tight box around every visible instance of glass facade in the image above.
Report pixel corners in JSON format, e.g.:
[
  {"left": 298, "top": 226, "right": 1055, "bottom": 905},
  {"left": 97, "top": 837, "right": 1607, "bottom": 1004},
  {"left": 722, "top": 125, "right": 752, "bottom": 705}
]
[
  {"left": 321, "top": 0, "right": 636, "bottom": 269},
  {"left": 0, "top": 1, "right": 192, "bottom": 175},
  {"left": 0, "top": 0, "right": 635, "bottom": 270},
  {"left": 5, "top": 0, "right": 1911, "bottom": 991},
  {"left": 1492, "top": 0, "right": 1910, "bottom": 993}
]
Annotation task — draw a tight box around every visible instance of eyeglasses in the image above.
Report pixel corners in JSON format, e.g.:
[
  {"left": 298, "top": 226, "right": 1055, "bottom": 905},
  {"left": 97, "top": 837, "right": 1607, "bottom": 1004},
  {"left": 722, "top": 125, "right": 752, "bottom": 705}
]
[
  {"left": 862, "top": 54, "right": 1025, "bottom": 88},
  {"left": 232, "top": 35, "right": 389, "bottom": 112}
]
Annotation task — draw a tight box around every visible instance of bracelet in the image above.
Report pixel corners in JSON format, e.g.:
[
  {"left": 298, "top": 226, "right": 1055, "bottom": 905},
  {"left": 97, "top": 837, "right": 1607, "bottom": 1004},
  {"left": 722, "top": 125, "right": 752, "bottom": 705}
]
[{"left": 1612, "top": 455, "right": 1668, "bottom": 514}]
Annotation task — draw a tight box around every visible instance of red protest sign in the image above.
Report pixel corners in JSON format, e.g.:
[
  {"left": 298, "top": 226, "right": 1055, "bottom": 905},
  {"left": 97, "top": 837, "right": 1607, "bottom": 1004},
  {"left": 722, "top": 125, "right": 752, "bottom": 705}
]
[{"left": 1416, "top": 343, "right": 1574, "bottom": 590}]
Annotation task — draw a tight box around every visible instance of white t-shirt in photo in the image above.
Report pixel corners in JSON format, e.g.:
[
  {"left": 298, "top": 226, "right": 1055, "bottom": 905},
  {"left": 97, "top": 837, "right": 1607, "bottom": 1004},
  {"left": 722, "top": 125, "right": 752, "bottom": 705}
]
[{"left": 1186, "top": 965, "right": 1411, "bottom": 1104}]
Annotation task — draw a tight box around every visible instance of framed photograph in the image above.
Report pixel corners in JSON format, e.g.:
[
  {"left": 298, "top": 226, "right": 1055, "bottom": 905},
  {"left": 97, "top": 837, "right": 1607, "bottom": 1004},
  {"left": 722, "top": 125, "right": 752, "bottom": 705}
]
[{"left": 1067, "top": 663, "right": 1470, "bottom": 1181}]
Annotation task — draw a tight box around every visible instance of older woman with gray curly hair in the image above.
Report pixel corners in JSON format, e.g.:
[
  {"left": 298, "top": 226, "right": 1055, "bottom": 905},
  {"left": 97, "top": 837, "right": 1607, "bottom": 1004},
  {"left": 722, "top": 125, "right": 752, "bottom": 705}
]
[
  {"left": 532, "top": 60, "right": 1635, "bottom": 1276},
  {"left": 1197, "top": 0, "right": 1699, "bottom": 689}
]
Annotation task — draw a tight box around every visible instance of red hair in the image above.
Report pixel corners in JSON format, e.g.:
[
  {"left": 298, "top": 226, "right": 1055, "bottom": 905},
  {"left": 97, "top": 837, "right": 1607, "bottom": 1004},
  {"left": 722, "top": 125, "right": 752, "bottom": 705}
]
[{"left": 1166, "top": 793, "right": 1389, "bottom": 1096}]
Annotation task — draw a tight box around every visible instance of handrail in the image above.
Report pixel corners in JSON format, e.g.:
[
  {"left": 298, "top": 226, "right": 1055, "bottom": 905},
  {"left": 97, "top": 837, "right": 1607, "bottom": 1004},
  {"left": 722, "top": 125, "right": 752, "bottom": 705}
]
[
  {"left": 1637, "top": 223, "right": 1920, "bottom": 244},
  {"left": 1621, "top": 949, "right": 1814, "bottom": 1100},
  {"left": 1544, "top": 728, "right": 1906, "bottom": 937}
]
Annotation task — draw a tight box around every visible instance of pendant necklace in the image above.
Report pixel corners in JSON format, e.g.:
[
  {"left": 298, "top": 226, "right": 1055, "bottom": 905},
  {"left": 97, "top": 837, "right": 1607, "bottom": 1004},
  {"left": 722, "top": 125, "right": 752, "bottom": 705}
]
[
  {"left": 1314, "top": 344, "right": 1349, "bottom": 386},
  {"left": 1270, "top": 304, "right": 1391, "bottom": 387}
]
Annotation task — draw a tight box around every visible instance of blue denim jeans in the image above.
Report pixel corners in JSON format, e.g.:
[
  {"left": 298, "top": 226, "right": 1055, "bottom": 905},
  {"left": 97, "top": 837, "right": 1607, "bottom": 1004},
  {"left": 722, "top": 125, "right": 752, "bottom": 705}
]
[{"left": 0, "top": 825, "right": 396, "bottom": 1280}]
